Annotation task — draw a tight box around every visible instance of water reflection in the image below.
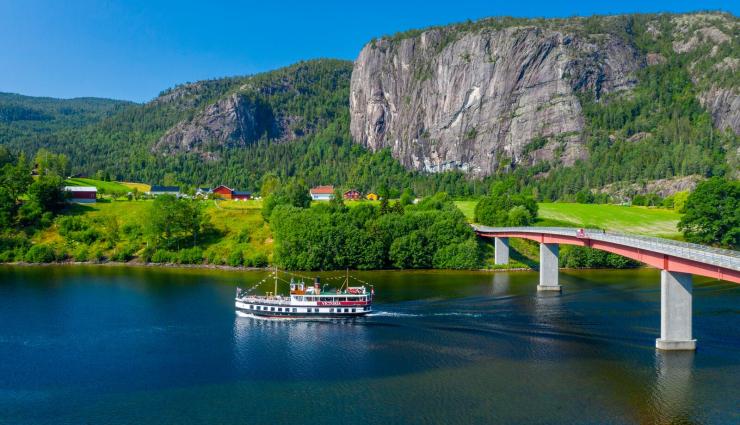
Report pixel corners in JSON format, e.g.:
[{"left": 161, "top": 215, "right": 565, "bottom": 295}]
[
  {"left": 232, "top": 315, "right": 370, "bottom": 380},
  {"left": 652, "top": 351, "right": 695, "bottom": 424},
  {"left": 490, "top": 273, "right": 510, "bottom": 295}
]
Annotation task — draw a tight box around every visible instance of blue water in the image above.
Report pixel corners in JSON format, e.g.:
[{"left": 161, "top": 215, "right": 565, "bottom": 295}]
[{"left": 0, "top": 266, "right": 738, "bottom": 424}]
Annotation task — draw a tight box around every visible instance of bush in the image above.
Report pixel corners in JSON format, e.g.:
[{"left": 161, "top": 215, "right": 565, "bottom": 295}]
[
  {"left": 90, "top": 246, "right": 106, "bottom": 262},
  {"left": 178, "top": 247, "right": 203, "bottom": 264},
  {"left": 110, "top": 243, "right": 138, "bottom": 262},
  {"left": 244, "top": 252, "right": 268, "bottom": 268},
  {"left": 236, "top": 228, "right": 251, "bottom": 244},
  {"left": 58, "top": 216, "right": 86, "bottom": 235},
  {"left": 475, "top": 193, "right": 537, "bottom": 226},
  {"left": 432, "top": 238, "right": 481, "bottom": 269},
  {"left": 227, "top": 249, "right": 244, "bottom": 267},
  {"left": 24, "top": 244, "right": 56, "bottom": 263},
  {"left": 73, "top": 245, "right": 89, "bottom": 262},
  {"left": 151, "top": 249, "right": 175, "bottom": 263}
]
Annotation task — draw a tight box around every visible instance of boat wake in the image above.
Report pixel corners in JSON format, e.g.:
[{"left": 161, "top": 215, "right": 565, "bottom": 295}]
[{"left": 366, "top": 311, "right": 422, "bottom": 318}]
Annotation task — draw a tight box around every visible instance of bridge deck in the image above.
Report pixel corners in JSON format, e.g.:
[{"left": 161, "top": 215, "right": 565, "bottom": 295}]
[{"left": 473, "top": 225, "right": 740, "bottom": 275}]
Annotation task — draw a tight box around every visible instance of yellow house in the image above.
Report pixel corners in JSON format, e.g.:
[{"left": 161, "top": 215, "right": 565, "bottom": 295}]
[{"left": 366, "top": 192, "right": 379, "bottom": 201}]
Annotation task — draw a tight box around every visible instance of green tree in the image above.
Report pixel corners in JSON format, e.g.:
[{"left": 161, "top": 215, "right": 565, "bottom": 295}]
[
  {"left": 678, "top": 178, "right": 739, "bottom": 248},
  {"left": 0, "top": 152, "right": 33, "bottom": 201},
  {"left": 147, "top": 195, "right": 207, "bottom": 249},
  {"left": 474, "top": 193, "right": 538, "bottom": 226},
  {"left": 28, "top": 175, "right": 65, "bottom": 213}
]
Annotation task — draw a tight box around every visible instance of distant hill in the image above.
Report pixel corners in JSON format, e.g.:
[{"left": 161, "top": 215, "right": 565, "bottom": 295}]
[{"left": 0, "top": 92, "right": 131, "bottom": 144}]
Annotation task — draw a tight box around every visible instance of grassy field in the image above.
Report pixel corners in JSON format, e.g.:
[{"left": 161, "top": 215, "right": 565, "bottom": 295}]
[
  {"left": 454, "top": 200, "right": 682, "bottom": 238},
  {"left": 38, "top": 198, "right": 272, "bottom": 264},
  {"left": 64, "top": 178, "right": 132, "bottom": 193},
  {"left": 119, "top": 181, "right": 151, "bottom": 192}
]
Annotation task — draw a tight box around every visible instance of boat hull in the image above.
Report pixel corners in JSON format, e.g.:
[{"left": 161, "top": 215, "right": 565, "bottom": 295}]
[{"left": 235, "top": 300, "right": 371, "bottom": 318}]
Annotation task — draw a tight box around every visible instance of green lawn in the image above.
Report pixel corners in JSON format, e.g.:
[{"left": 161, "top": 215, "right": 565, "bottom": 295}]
[
  {"left": 454, "top": 200, "right": 682, "bottom": 238},
  {"left": 64, "top": 178, "right": 132, "bottom": 193}
]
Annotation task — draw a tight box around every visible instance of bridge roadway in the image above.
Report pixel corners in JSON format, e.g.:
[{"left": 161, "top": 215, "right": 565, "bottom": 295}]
[{"left": 472, "top": 225, "right": 740, "bottom": 351}]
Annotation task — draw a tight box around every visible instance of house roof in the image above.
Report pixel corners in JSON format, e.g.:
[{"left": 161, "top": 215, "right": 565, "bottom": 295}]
[
  {"left": 213, "top": 185, "right": 233, "bottom": 192},
  {"left": 310, "top": 185, "right": 334, "bottom": 194},
  {"left": 64, "top": 186, "right": 97, "bottom": 192},
  {"left": 150, "top": 185, "right": 180, "bottom": 192}
]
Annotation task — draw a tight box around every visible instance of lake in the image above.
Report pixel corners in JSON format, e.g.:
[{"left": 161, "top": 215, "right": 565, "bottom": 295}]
[{"left": 0, "top": 265, "right": 738, "bottom": 424}]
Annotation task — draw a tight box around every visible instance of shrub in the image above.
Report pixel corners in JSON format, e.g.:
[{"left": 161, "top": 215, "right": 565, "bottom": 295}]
[
  {"left": 57, "top": 216, "right": 86, "bottom": 235},
  {"left": 178, "top": 247, "right": 203, "bottom": 264},
  {"left": 151, "top": 249, "right": 175, "bottom": 263},
  {"left": 227, "top": 249, "right": 244, "bottom": 267},
  {"left": 236, "top": 228, "right": 251, "bottom": 244},
  {"left": 25, "top": 244, "right": 56, "bottom": 263},
  {"left": 90, "top": 247, "right": 106, "bottom": 262},
  {"left": 73, "top": 245, "right": 89, "bottom": 262},
  {"left": 244, "top": 252, "right": 268, "bottom": 268},
  {"left": 110, "top": 243, "right": 137, "bottom": 262}
]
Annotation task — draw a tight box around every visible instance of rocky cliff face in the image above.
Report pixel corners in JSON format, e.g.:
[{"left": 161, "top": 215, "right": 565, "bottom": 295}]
[
  {"left": 149, "top": 60, "right": 353, "bottom": 160},
  {"left": 350, "top": 24, "right": 642, "bottom": 176},
  {"left": 155, "top": 93, "right": 278, "bottom": 158},
  {"left": 350, "top": 13, "right": 738, "bottom": 176}
]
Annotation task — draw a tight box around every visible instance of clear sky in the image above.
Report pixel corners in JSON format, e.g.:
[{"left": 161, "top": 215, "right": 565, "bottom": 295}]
[{"left": 1, "top": 0, "right": 736, "bottom": 102}]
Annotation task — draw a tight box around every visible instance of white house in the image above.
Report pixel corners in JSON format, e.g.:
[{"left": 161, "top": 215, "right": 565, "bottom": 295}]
[{"left": 310, "top": 185, "right": 334, "bottom": 201}]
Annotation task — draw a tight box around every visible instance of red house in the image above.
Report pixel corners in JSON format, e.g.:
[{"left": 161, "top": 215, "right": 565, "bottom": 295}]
[
  {"left": 64, "top": 186, "right": 97, "bottom": 203},
  {"left": 212, "top": 185, "right": 234, "bottom": 199},
  {"left": 343, "top": 189, "right": 361, "bottom": 200}
]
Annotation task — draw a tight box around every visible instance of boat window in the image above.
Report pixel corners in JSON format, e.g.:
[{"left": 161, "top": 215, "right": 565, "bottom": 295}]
[
  {"left": 314, "top": 308, "right": 319, "bottom": 313},
  {"left": 271, "top": 307, "right": 275, "bottom": 311},
  {"left": 329, "top": 308, "right": 334, "bottom": 313},
  {"left": 292, "top": 308, "right": 297, "bottom": 312},
  {"left": 278, "top": 308, "right": 282, "bottom": 312},
  {"left": 352, "top": 308, "right": 356, "bottom": 313},
  {"left": 344, "top": 308, "right": 349, "bottom": 313}
]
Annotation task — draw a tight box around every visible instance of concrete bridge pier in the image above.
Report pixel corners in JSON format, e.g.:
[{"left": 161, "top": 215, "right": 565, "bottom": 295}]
[
  {"left": 656, "top": 270, "right": 696, "bottom": 351},
  {"left": 494, "top": 237, "right": 509, "bottom": 265},
  {"left": 537, "top": 243, "right": 561, "bottom": 292}
]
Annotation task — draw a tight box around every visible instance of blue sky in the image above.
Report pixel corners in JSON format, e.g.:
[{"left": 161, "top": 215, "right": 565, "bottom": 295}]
[{"left": 1, "top": 0, "right": 736, "bottom": 102}]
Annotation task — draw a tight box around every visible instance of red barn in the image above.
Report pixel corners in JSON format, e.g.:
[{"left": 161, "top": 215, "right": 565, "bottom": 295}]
[
  {"left": 343, "top": 189, "right": 361, "bottom": 200},
  {"left": 212, "top": 185, "right": 234, "bottom": 199},
  {"left": 64, "top": 186, "right": 97, "bottom": 203}
]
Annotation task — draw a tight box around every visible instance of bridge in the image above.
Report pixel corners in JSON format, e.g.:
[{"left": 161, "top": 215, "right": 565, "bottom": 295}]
[{"left": 473, "top": 225, "right": 740, "bottom": 351}]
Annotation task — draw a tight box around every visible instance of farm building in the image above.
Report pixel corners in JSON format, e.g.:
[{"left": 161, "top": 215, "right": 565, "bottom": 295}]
[
  {"left": 212, "top": 185, "right": 234, "bottom": 199},
  {"left": 343, "top": 189, "right": 361, "bottom": 200},
  {"left": 64, "top": 186, "right": 97, "bottom": 203},
  {"left": 310, "top": 185, "right": 334, "bottom": 201},
  {"left": 148, "top": 186, "right": 180, "bottom": 196},
  {"left": 232, "top": 191, "right": 252, "bottom": 200},
  {"left": 195, "top": 188, "right": 211, "bottom": 197},
  {"left": 366, "top": 193, "right": 379, "bottom": 201}
]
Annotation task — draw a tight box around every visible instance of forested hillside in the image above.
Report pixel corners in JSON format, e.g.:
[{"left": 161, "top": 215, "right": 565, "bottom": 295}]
[
  {"left": 0, "top": 13, "right": 737, "bottom": 200},
  {"left": 0, "top": 93, "right": 130, "bottom": 148}
]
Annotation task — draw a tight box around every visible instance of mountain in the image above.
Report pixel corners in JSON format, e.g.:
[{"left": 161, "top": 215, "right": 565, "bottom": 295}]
[
  {"left": 350, "top": 12, "right": 739, "bottom": 180},
  {"left": 0, "top": 12, "right": 737, "bottom": 200}
]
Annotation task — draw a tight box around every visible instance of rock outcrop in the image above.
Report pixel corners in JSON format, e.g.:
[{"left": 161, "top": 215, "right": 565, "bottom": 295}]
[
  {"left": 350, "top": 23, "right": 643, "bottom": 176},
  {"left": 155, "top": 93, "right": 278, "bottom": 158}
]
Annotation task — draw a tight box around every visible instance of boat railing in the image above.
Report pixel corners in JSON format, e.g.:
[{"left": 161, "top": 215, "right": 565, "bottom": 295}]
[{"left": 237, "top": 295, "right": 293, "bottom": 305}]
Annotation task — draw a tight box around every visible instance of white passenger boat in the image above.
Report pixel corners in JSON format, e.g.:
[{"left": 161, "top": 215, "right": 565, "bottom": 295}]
[{"left": 235, "top": 270, "right": 373, "bottom": 318}]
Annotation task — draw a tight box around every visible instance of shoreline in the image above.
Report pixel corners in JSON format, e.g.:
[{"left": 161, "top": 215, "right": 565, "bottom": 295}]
[{"left": 0, "top": 260, "right": 642, "bottom": 274}]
